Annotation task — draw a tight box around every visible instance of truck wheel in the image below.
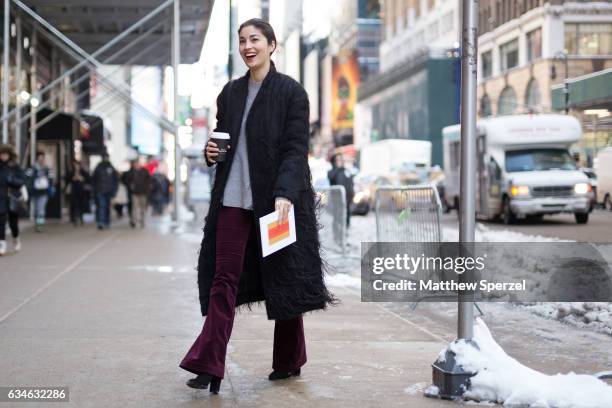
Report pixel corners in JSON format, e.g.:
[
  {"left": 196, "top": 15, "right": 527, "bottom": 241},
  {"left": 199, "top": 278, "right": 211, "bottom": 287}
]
[
  {"left": 575, "top": 212, "right": 589, "bottom": 224},
  {"left": 501, "top": 197, "right": 515, "bottom": 225},
  {"left": 605, "top": 195, "right": 612, "bottom": 211}
]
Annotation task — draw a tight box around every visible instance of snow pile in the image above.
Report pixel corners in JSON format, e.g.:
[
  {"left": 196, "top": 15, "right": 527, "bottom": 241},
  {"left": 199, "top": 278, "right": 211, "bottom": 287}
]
[
  {"left": 444, "top": 318, "right": 612, "bottom": 407},
  {"left": 521, "top": 302, "right": 612, "bottom": 337}
]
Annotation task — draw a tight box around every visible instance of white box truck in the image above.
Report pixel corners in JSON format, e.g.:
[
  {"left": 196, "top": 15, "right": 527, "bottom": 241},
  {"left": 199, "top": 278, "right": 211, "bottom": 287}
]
[
  {"left": 594, "top": 147, "right": 612, "bottom": 210},
  {"left": 442, "top": 114, "right": 592, "bottom": 224}
]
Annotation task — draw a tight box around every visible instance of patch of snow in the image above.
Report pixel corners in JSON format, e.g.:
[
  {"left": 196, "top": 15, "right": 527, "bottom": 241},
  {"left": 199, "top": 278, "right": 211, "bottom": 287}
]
[
  {"left": 447, "top": 318, "right": 612, "bottom": 407},
  {"left": 324, "top": 273, "right": 361, "bottom": 289},
  {"left": 424, "top": 384, "right": 440, "bottom": 397},
  {"left": 403, "top": 382, "right": 428, "bottom": 395}
]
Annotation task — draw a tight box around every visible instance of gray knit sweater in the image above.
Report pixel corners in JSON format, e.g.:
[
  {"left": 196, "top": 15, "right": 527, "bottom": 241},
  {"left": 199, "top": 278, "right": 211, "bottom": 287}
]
[{"left": 222, "top": 78, "right": 261, "bottom": 210}]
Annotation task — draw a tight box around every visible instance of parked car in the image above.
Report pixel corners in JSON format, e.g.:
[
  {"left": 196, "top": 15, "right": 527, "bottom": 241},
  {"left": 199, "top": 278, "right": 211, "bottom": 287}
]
[{"left": 594, "top": 148, "right": 612, "bottom": 211}]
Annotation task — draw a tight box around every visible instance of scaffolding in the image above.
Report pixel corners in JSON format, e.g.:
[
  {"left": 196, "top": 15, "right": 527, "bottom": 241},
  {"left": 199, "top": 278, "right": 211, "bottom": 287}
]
[{"left": 1, "top": 0, "right": 213, "bottom": 223}]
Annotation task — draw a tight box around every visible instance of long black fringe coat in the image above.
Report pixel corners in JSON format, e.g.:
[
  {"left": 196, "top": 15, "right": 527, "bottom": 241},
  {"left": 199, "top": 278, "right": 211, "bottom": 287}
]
[{"left": 198, "top": 64, "right": 335, "bottom": 321}]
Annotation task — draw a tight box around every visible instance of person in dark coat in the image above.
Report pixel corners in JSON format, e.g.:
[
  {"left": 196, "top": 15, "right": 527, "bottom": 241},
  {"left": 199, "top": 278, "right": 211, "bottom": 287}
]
[
  {"left": 66, "top": 160, "right": 91, "bottom": 226},
  {"left": 92, "top": 153, "right": 118, "bottom": 230},
  {"left": 327, "top": 153, "right": 355, "bottom": 227},
  {"left": 0, "top": 144, "right": 26, "bottom": 255},
  {"left": 26, "top": 152, "right": 53, "bottom": 232},
  {"left": 179, "top": 19, "right": 335, "bottom": 393},
  {"left": 121, "top": 160, "right": 138, "bottom": 227},
  {"left": 126, "top": 159, "right": 151, "bottom": 228}
]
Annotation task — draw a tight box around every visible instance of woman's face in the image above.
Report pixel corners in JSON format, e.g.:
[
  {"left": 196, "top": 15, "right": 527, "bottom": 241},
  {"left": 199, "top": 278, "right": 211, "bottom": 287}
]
[
  {"left": 239, "top": 25, "right": 275, "bottom": 71},
  {"left": 0, "top": 152, "right": 9, "bottom": 162}
]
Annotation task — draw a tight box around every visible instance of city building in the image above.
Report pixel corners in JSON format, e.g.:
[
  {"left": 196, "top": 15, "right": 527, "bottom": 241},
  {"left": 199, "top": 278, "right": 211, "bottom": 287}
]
[
  {"left": 476, "top": 0, "right": 612, "bottom": 164},
  {"left": 356, "top": 0, "right": 461, "bottom": 166}
]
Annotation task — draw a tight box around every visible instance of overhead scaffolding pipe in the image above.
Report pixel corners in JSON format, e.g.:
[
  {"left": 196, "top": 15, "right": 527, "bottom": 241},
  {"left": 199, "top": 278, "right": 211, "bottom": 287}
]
[
  {"left": 32, "top": 43, "right": 166, "bottom": 134},
  {"left": 20, "top": 23, "right": 170, "bottom": 133},
  {"left": 3, "top": 0, "right": 175, "bottom": 128},
  {"left": 17, "top": 19, "right": 171, "bottom": 132}
]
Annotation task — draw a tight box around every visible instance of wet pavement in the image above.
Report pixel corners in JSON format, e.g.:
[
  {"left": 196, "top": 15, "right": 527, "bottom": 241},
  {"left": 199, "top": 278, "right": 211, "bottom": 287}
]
[{"left": 0, "top": 217, "right": 457, "bottom": 407}]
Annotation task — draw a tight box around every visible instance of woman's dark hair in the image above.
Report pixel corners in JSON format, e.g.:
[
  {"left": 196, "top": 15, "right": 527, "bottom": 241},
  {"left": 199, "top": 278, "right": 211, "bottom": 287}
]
[{"left": 238, "top": 18, "right": 277, "bottom": 55}]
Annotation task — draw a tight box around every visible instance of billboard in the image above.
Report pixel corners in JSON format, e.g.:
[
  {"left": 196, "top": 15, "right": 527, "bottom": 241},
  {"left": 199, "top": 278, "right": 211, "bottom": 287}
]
[{"left": 332, "top": 50, "right": 360, "bottom": 145}]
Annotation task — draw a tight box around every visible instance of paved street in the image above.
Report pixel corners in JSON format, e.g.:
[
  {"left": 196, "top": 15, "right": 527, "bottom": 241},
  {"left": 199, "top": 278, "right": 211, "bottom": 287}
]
[
  {"left": 441, "top": 208, "right": 612, "bottom": 242},
  {"left": 1, "top": 215, "right": 611, "bottom": 407}
]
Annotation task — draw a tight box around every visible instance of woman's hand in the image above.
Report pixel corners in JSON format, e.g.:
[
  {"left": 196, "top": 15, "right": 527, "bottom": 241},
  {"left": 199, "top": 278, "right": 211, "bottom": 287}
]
[
  {"left": 275, "top": 197, "right": 292, "bottom": 224},
  {"left": 204, "top": 139, "right": 230, "bottom": 164}
]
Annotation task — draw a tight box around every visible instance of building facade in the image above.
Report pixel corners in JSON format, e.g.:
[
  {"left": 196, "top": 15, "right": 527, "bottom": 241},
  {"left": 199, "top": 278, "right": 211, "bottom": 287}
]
[
  {"left": 355, "top": 0, "right": 461, "bottom": 166},
  {"left": 477, "top": 1, "right": 612, "bottom": 164}
]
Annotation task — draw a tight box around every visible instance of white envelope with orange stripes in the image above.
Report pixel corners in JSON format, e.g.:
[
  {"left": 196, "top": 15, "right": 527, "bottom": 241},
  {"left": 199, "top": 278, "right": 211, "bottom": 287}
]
[{"left": 259, "top": 206, "right": 297, "bottom": 257}]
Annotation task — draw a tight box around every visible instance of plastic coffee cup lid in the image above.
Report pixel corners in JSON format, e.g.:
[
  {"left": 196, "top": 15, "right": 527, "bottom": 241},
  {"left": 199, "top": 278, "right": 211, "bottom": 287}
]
[{"left": 211, "top": 132, "right": 230, "bottom": 139}]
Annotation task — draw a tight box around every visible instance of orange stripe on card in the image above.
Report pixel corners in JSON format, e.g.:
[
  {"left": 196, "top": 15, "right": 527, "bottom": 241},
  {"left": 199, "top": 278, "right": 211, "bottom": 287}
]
[{"left": 268, "top": 221, "right": 290, "bottom": 245}]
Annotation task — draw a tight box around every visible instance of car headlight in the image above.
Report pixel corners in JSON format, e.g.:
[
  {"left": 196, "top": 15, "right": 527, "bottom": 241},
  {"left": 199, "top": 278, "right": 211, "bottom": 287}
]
[
  {"left": 511, "top": 185, "right": 529, "bottom": 197},
  {"left": 574, "top": 183, "right": 591, "bottom": 195},
  {"left": 353, "top": 190, "right": 370, "bottom": 204}
]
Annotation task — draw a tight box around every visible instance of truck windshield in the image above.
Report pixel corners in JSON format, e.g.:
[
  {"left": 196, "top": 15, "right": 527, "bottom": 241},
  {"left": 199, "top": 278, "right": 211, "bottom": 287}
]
[{"left": 505, "top": 149, "right": 577, "bottom": 172}]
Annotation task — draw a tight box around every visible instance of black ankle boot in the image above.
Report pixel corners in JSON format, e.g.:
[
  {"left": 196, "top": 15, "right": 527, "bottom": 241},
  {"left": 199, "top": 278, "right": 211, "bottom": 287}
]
[
  {"left": 268, "top": 368, "right": 301, "bottom": 381},
  {"left": 186, "top": 373, "right": 222, "bottom": 393}
]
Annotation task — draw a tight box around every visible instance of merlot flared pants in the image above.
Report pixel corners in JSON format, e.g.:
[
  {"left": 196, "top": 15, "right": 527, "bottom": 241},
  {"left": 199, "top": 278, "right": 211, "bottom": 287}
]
[{"left": 180, "top": 206, "right": 306, "bottom": 379}]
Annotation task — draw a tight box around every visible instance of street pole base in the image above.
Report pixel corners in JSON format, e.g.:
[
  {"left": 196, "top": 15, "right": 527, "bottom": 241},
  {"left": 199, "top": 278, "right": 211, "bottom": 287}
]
[{"left": 431, "top": 340, "right": 477, "bottom": 399}]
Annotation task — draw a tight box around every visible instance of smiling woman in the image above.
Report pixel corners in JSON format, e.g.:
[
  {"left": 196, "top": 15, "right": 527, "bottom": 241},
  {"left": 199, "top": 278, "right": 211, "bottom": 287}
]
[{"left": 179, "top": 18, "right": 336, "bottom": 394}]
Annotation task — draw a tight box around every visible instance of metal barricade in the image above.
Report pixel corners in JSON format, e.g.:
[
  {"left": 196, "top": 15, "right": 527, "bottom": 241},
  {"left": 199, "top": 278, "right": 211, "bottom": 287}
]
[
  {"left": 375, "top": 185, "right": 443, "bottom": 243},
  {"left": 316, "top": 185, "right": 347, "bottom": 255},
  {"left": 374, "top": 185, "right": 449, "bottom": 306}
]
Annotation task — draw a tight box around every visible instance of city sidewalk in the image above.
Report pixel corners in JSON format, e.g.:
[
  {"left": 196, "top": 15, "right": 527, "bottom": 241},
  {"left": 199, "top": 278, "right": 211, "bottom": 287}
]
[{"left": 0, "top": 217, "right": 458, "bottom": 407}]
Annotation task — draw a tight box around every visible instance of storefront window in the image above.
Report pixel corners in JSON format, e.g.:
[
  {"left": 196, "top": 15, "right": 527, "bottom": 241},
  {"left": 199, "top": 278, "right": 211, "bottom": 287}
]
[
  {"left": 565, "top": 23, "right": 612, "bottom": 55},
  {"left": 500, "top": 39, "right": 519, "bottom": 71},
  {"left": 526, "top": 28, "right": 542, "bottom": 62},
  {"left": 482, "top": 50, "right": 493, "bottom": 78}
]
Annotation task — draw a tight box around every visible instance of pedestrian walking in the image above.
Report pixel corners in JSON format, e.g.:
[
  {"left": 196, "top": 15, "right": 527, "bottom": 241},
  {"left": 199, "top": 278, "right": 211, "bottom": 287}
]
[
  {"left": 0, "top": 144, "right": 26, "bottom": 255},
  {"left": 179, "top": 19, "right": 335, "bottom": 394},
  {"left": 92, "top": 153, "right": 118, "bottom": 230},
  {"left": 327, "top": 153, "right": 354, "bottom": 228},
  {"left": 66, "top": 160, "right": 91, "bottom": 226},
  {"left": 27, "top": 152, "right": 54, "bottom": 232},
  {"left": 126, "top": 159, "right": 151, "bottom": 228},
  {"left": 150, "top": 170, "right": 170, "bottom": 215},
  {"left": 121, "top": 160, "right": 137, "bottom": 227}
]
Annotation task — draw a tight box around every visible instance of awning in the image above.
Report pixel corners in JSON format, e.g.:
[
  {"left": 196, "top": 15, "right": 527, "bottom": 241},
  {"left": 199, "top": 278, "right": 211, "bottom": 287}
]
[
  {"left": 552, "top": 68, "right": 612, "bottom": 111},
  {"left": 36, "top": 108, "right": 79, "bottom": 141}
]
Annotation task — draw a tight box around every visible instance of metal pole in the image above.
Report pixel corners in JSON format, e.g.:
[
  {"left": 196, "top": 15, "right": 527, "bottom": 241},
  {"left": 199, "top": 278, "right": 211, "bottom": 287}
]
[
  {"left": 457, "top": 0, "right": 478, "bottom": 341},
  {"left": 28, "top": 28, "right": 36, "bottom": 169},
  {"left": 2, "top": 0, "right": 10, "bottom": 143},
  {"left": 430, "top": 0, "right": 479, "bottom": 399},
  {"left": 14, "top": 15, "right": 21, "bottom": 156},
  {"left": 172, "top": 0, "right": 181, "bottom": 223}
]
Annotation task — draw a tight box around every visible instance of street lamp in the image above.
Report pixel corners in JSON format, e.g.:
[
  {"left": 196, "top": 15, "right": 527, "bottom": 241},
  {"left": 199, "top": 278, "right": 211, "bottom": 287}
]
[{"left": 550, "top": 51, "right": 569, "bottom": 114}]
